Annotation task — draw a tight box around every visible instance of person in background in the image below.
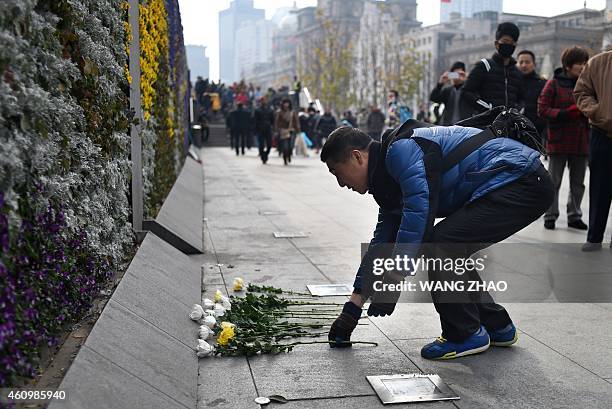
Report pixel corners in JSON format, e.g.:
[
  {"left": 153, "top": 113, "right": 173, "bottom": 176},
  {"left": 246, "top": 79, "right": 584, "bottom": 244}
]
[
  {"left": 254, "top": 97, "right": 275, "bottom": 164},
  {"left": 315, "top": 108, "right": 338, "bottom": 154},
  {"left": 366, "top": 105, "right": 386, "bottom": 141},
  {"left": 228, "top": 103, "right": 251, "bottom": 156},
  {"left": 538, "top": 46, "right": 590, "bottom": 231},
  {"left": 386, "top": 90, "right": 401, "bottom": 129},
  {"left": 429, "top": 61, "right": 471, "bottom": 125},
  {"left": 574, "top": 50, "right": 612, "bottom": 251},
  {"left": 516, "top": 50, "right": 547, "bottom": 141},
  {"left": 343, "top": 111, "right": 358, "bottom": 128},
  {"left": 416, "top": 103, "right": 430, "bottom": 123},
  {"left": 462, "top": 22, "right": 524, "bottom": 113},
  {"left": 275, "top": 98, "right": 300, "bottom": 165}
]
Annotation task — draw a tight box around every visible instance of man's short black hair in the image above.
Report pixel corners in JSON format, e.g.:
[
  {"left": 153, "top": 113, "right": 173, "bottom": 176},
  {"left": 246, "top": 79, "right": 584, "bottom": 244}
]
[
  {"left": 495, "top": 22, "right": 520, "bottom": 42},
  {"left": 561, "top": 46, "right": 589, "bottom": 69},
  {"left": 450, "top": 61, "right": 465, "bottom": 71},
  {"left": 517, "top": 50, "right": 536, "bottom": 63},
  {"left": 320, "top": 126, "right": 372, "bottom": 163}
]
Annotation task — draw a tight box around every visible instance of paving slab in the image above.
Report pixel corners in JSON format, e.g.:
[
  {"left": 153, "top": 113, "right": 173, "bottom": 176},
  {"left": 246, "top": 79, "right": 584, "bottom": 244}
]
[
  {"left": 198, "top": 356, "right": 259, "bottom": 409},
  {"left": 111, "top": 235, "right": 200, "bottom": 345},
  {"left": 393, "top": 335, "right": 612, "bottom": 409},
  {"left": 274, "top": 395, "right": 457, "bottom": 408},
  {"left": 85, "top": 300, "right": 197, "bottom": 408},
  {"left": 49, "top": 346, "right": 189, "bottom": 409},
  {"left": 506, "top": 303, "right": 612, "bottom": 378},
  {"left": 156, "top": 157, "right": 204, "bottom": 252},
  {"left": 247, "top": 322, "right": 421, "bottom": 401}
]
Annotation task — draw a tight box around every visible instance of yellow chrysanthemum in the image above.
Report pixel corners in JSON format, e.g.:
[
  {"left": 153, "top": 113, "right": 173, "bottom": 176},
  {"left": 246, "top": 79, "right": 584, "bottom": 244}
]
[
  {"left": 220, "top": 321, "right": 235, "bottom": 329},
  {"left": 217, "top": 326, "right": 235, "bottom": 346},
  {"left": 214, "top": 289, "right": 223, "bottom": 303},
  {"left": 233, "top": 277, "right": 244, "bottom": 292}
]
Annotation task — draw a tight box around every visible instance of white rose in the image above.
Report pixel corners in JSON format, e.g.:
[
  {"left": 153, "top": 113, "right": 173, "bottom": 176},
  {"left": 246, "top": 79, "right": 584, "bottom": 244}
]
[
  {"left": 189, "top": 304, "right": 205, "bottom": 321},
  {"left": 213, "top": 304, "right": 226, "bottom": 317},
  {"left": 196, "top": 339, "right": 213, "bottom": 358},
  {"left": 198, "top": 325, "right": 213, "bottom": 340},
  {"left": 202, "top": 298, "right": 215, "bottom": 309},
  {"left": 221, "top": 296, "right": 232, "bottom": 311},
  {"left": 202, "top": 315, "right": 217, "bottom": 329}
]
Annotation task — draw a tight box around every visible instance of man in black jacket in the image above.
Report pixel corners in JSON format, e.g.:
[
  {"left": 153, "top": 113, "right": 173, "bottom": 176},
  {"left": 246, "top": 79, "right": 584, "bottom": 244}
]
[
  {"left": 254, "top": 98, "right": 275, "bottom": 163},
  {"left": 517, "top": 50, "right": 547, "bottom": 140},
  {"left": 228, "top": 103, "right": 251, "bottom": 156},
  {"left": 429, "top": 61, "right": 471, "bottom": 125},
  {"left": 462, "top": 22, "right": 525, "bottom": 113},
  {"left": 315, "top": 108, "right": 337, "bottom": 152}
]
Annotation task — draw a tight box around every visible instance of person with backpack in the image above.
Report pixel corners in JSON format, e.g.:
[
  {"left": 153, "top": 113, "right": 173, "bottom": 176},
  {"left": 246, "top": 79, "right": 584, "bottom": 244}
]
[
  {"left": 386, "top": 90, "right": 412, "bottom": 129},
  {"left": 538, "top": 46, "right": 590, "bottom": 231},
  {"left": 462, "top": 22, "right": 525, "bottom": 113},
  {"left": 320, "top": 118, "right": 554, "bottom": 359}
]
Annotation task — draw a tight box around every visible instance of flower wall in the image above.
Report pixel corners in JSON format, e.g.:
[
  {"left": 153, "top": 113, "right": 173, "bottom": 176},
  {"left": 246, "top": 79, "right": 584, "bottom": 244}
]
[{"left": 0, "top": 0, "right": 189, "bottom": 386}]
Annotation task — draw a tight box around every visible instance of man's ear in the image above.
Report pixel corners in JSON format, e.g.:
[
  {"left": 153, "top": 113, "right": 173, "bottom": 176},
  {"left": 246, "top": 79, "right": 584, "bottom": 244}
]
[{"left": 352, "top": 149, "right": 366, "bottom": 166}]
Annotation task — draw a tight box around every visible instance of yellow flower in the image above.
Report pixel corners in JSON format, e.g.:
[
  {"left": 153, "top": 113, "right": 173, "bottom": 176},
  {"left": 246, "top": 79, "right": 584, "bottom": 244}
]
[
  {"left": 233, "top": 277, "right": 244, "bottom": 292},
  {"left": 214, "top": 289, "right": 223, "bottom": 303},
  {"left": 220, "top": 321, "right": 235, "bottom": 329},
  {"left": 217, "top": 326, "right": 236, "bottom": 346}
]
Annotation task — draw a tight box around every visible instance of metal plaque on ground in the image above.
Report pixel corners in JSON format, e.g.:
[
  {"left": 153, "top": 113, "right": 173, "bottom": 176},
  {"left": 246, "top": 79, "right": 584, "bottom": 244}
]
[
  {"left": 273, "top": 231, "right": 309, "bottom": 238},
  {"left": 366, "top": 374, "right": 460, "bottom": 404},
  {"left": 306, "top": 284, "right": 353, "bottom": 296}
]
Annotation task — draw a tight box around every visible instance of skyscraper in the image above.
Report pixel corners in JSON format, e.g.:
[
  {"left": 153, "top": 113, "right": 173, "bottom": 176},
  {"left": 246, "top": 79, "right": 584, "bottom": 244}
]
[
  {"left": 185, "top": 45, "right": 209, "bottom": 81},
  {"left": 219, "top": 0, "right": 265, "bottom": 83},
  {"left": 440, "top": 0, "right": 503, "bottom": 23}
]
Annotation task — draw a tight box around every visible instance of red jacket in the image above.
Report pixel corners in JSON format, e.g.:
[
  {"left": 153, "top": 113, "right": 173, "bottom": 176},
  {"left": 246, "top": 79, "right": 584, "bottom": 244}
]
[{"left": 537, "top": 68, "right": 589, "bottom": 155}]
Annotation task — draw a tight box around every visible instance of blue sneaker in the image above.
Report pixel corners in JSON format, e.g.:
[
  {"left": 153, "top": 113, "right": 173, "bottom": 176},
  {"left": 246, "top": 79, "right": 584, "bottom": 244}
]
[
  {"left": 421, "top": 326, "right": 490, "bottom": 360},
  {"left": 488, "top": 323, "right": 518, "bottom": 346}
]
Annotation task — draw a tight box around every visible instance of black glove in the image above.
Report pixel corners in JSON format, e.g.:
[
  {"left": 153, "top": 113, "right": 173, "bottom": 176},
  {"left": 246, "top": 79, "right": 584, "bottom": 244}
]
[
  {"left": 367, "top": 271, "right": 404, "bottom": 317},
  {"left": 328, "top": 301, "right": 361, "bottom": 348}
]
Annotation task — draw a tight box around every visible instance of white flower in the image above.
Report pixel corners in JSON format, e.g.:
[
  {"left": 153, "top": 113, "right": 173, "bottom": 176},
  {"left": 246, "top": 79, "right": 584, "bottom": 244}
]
[
  {"left": 202, "top": 315, "right": 217, "bottom": 329},
  {"left": 198, "top": 325, "right": 213, "bottom": 340},
  {"left": 189, "top": 304, "right": 205, "bottom": 321},
  {"left": 204, "top": 309, "right": 216, "bottom": 317},
  {"left": 213, "top": 304, "right": 226, "bottom": 317},
  {"left": 196, "top": 339, "right": 213, "bottom": 358},
  {"left": 220, "top": 296, "right": 232, "bottom": 311},
  {"left": 202, "top": 298, "right": 215, "bottom": 309}
]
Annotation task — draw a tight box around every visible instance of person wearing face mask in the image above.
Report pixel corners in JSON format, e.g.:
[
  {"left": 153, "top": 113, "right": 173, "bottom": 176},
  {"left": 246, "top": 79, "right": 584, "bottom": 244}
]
[
  {"left": 429, "top": 61, "right": 471, "bottom": 125},
  {"left": 462, "top": 22, "right": 525, "bottom": 113},
  {"left": 516, "top": 50, "right": 547, "bottom": 141},
  {"left": 537, "top": 46, "right": 590, "bottom": 231}
]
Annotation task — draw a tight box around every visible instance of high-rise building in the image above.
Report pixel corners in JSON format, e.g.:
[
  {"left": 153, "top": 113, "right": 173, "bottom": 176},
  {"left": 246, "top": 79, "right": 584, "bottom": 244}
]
[
  {"left": 234, "top": 19, "right": 276, "bottom": 82},
  {"left": 185, "top": 45, "right": 209, "bottom": 81},
  {"left": 440, "top": 0, "right": 503, "bottom": 23},
  {"left": 219, "top": 0, "right": 265, "bottom": 83}
]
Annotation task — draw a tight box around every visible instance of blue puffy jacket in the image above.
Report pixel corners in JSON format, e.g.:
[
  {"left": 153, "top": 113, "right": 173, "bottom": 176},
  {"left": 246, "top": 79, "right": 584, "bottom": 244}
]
[{"left": 354, "top": 125, "right": 542, "bottom": 291}]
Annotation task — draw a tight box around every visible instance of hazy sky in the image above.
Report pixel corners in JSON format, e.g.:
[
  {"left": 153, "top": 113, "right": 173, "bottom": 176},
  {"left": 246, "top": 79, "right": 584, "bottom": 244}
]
[{"left": 179, "top": 0, "right": 607, "bottom": 81}]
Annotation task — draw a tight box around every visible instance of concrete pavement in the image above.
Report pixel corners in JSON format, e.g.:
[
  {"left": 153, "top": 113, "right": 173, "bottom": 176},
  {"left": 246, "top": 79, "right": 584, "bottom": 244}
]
[{"left": 197, "top": 146, "right": 612, "bottom": 409}]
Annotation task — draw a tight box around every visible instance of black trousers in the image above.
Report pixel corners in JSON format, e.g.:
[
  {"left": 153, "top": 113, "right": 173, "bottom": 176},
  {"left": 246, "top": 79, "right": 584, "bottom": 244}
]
[
  {"left": 232, "top": 130, "right": 247, "bottom": 155},
  {"left": 587, "top": 127, "right": 612, "bottom": 244},
  {"left": 258, "top": 130, "right": 272, "bottom": 162},
  {"left": 429, "top": 165, "right": 554, "bottom": 341}
]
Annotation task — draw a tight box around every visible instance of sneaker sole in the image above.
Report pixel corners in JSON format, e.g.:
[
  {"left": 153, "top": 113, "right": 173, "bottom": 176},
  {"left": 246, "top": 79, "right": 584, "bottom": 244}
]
[
  {"left": 434, "top": 341, "right": 491, "bottom": 360},
  {"left": 490, "top": 331, "right": 519, "bottom": 347}
]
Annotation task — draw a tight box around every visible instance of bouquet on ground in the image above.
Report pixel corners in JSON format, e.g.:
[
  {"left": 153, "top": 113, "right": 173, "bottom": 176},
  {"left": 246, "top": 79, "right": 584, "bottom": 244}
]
[{"left": 189, "top": 281, "right": 377, "bottom": 357}]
